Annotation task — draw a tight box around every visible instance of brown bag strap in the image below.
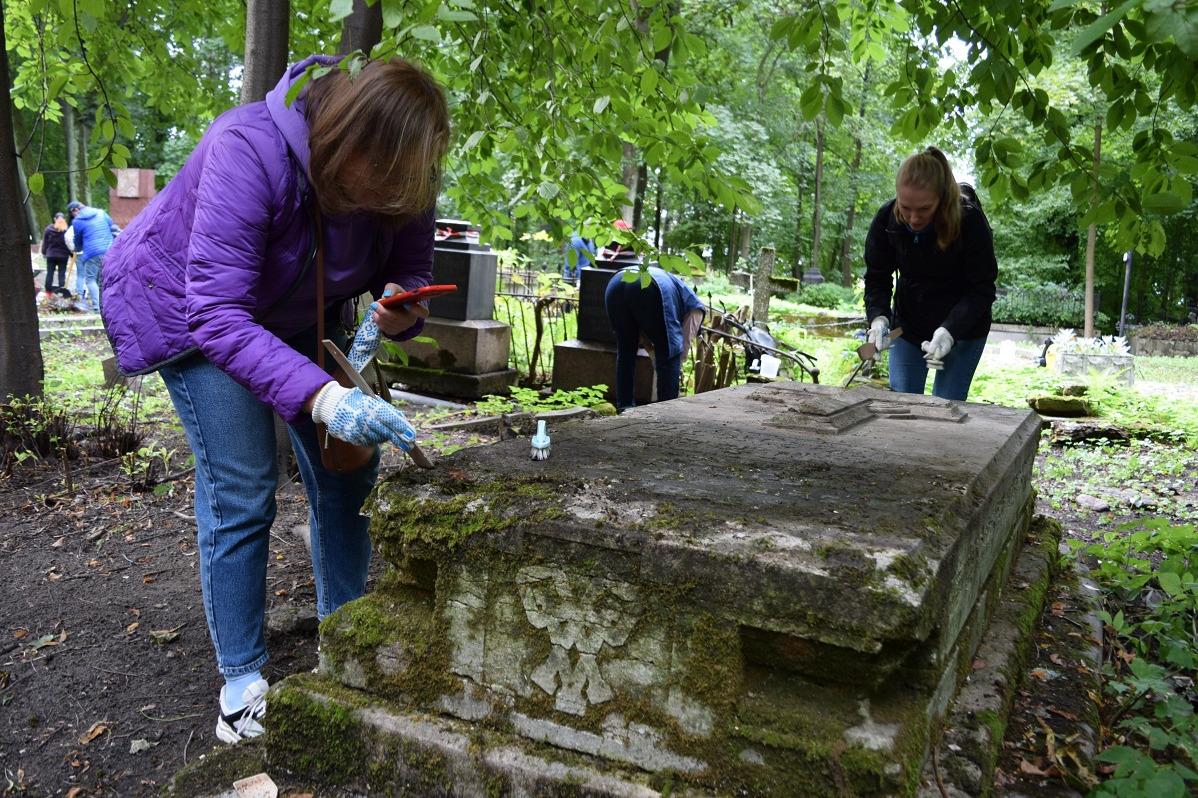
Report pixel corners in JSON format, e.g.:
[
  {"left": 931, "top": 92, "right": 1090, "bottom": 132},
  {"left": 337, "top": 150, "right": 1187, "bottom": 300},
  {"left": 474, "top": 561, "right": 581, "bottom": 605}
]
[{"left": 312, "top": 203, "right": 327, "bottom": 370}]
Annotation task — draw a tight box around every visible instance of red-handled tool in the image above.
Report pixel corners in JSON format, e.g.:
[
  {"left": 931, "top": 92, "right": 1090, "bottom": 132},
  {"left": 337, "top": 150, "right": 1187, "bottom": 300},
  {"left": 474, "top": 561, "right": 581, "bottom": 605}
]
[{"left": 377, "top": 284, "right": 458, "bottom": 309}]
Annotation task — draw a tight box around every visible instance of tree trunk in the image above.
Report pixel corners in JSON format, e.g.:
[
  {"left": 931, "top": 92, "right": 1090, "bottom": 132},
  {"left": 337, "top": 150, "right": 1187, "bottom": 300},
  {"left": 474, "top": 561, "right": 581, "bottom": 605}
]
[
  {"left": 338, "top": 0, "right": 382, "bottom": 55},
  {"left": 810, "top": 115, "right": 826, "bottom": 282},
  {"left": 653, "top": 172, "right": 663, "bottom": 249},
  {"left": 242, "top": 0, "right": 290, "bottom": 105},
  {"left": 792, "top": 172, "right": 805, "bottom": 278},
  {"left": 1084, "top": 120, "right": 1101, "bottom": 338},
  {"left": 60, "top": 99, "right": 79, "bottom": 201},
  {"left": 620, "top": 142, "right": 639, "bottom": 226},
  {"left": 726, "top": 206, "right": 738, "bottom": 272},
  {"left": 12, "top": 111, "right": 49, "bottom": 236},
  {"left": 632, "top": 162, "right": 647, "bottom": 231},
  {"left": 78, "top": 120, "right": 92, "bottom": 206},
  {"left": 838, "top": 64, "right": 871, "bottom": 286},
  {"left": 0, "top": 13, "right": 45, "bottom": 401}
]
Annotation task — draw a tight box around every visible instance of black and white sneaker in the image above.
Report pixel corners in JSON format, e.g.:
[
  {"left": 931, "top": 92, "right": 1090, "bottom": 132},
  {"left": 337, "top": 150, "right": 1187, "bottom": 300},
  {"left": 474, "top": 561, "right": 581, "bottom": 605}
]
[{"left": 215, "top": 678, "right": 268, "bottom": 744}]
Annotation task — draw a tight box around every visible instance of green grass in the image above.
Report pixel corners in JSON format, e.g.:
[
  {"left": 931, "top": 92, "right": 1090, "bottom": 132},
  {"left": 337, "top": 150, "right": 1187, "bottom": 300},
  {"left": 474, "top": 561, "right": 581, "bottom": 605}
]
[{"left": 1136, "top": 355, "right": 1198, "bottom": 385}]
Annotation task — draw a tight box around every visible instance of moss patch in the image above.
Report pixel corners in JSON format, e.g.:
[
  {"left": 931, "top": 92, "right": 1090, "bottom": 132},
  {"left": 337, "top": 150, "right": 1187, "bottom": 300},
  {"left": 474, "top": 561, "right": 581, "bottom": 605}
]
[
  {"left": 166, "top": 738, "right": 266, "bottom": 797},
  {"left": 264, "top": 679, "right": 369, "bottom": 787}
]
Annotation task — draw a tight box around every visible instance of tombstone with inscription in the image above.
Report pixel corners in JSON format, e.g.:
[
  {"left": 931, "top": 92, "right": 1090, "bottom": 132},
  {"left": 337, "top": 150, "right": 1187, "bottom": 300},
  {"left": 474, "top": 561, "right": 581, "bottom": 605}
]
[
  {"left": 378, "top": 220, "right": 518, "bottom": 399},
  {"left": 262, "top": 382, "right": 1043, "bottom": 796},
  {"left": 553, "top": 246, "right": 654, "bottom": 404},
  {"left": 108, "top": 169, "right": 157, "bottom": 229}
]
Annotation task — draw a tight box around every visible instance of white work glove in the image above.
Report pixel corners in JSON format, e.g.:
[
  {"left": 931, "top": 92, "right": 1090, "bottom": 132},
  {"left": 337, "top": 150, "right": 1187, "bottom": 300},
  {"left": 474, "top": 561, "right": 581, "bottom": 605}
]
[
  {"left": 310, "top": 382, "right": 416, "bottom": 450},
  {"left": 867, "top": 316, "right": 891, "bottom": 352},
  {"left": 921, "top": 327, "right": 954, "bottom": 368},
  {"left": 345, "top": 287, "right": 397, "bottom": 372}
]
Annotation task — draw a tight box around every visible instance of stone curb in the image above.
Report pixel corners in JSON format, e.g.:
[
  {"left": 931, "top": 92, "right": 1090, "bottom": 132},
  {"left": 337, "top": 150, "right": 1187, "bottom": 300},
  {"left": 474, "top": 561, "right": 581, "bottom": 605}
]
[{"left": 918, "top": 518, "right": 1062, "bottom": 797}]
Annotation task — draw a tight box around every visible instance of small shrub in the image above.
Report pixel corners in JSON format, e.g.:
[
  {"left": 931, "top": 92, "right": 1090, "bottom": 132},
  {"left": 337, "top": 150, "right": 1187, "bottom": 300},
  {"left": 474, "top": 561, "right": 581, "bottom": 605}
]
[
  {"left": 1134, "top": 324, "right": 1198, "bottom": 343},
  {"left": 794, "top": 282, "right": 856, "bottom": 310},
  {"left": 0, "top": 395, "right": 75, "bottom": 471},
  {"left": 89, "top": 385, "right": 145, "bottom": 458},
  {"left": 993, "top": 282, "right": 1111, "bottom": 329}
]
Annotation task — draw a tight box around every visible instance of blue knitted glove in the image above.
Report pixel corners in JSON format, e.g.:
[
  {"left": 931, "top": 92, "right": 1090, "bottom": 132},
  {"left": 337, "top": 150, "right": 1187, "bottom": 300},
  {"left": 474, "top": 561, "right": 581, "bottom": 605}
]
[
  {"left": 346, "top": 302, "right": 382, "bottom": 372},
  {"left": 310, "top": 382, "right": 416, "bottom": 450}
]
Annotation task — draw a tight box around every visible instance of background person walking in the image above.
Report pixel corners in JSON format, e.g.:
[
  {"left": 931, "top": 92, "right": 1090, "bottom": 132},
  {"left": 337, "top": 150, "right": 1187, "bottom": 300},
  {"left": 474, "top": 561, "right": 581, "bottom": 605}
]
[{"left": 40, "top": 212, "right": 71, "bottom": 295}]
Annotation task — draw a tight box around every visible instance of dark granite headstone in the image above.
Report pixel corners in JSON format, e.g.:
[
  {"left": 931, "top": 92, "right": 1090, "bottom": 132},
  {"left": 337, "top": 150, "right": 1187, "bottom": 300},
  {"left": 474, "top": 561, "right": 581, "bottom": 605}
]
[{"left": 428, "top": 219, "right": 497, "bottom": 321}]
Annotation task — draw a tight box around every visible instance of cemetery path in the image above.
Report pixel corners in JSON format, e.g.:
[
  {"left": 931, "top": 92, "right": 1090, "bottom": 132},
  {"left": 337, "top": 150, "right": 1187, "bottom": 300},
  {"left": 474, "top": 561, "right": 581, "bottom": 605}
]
[{"left": 0, "top": 412, "right": 491, "bottom": 798}]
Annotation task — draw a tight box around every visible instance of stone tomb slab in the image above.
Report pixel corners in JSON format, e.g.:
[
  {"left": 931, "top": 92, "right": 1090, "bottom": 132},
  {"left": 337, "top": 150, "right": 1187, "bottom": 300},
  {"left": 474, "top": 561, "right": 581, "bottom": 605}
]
[{"left": 309, "top": 382, "right": 1040, "bottom": 795}]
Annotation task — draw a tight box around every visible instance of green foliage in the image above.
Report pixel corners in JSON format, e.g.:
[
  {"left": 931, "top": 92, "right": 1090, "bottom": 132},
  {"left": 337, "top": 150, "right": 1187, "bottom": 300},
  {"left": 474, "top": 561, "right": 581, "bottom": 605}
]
[
  {"left": 1076, "top": 519, "right": 1198, "bottom": 797},
  {"left": 475, "top": 385, "right": 609, "bottom": 416},
  {"left": 993, "top": 282, "right": 1111, "bottom": 329},
  {"left": 792, "top": 282, "right": 856, "bottom": 311}
]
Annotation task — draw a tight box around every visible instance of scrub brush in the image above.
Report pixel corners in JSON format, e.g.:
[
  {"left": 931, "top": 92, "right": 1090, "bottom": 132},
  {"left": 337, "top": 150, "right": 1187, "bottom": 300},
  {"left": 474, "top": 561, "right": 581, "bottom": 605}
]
[{"left": 530, "top": 420, "right": 551, "bottom": 461}]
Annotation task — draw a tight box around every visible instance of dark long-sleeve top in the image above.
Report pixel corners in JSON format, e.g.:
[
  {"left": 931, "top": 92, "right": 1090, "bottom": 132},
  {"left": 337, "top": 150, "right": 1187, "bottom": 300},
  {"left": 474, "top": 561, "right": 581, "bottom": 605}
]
[
  {"left": 863, "top": 198, "right": 997, "bottom": 345},
  {"left": 41, "top": 225, "right": 71, "bottom": 259}
]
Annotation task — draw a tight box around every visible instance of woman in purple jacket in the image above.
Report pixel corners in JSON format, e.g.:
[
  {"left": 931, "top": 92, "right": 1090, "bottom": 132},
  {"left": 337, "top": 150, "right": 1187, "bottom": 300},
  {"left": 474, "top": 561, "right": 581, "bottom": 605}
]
[{"left": 101, "top": 56, "right": 449, "bottom": 743}]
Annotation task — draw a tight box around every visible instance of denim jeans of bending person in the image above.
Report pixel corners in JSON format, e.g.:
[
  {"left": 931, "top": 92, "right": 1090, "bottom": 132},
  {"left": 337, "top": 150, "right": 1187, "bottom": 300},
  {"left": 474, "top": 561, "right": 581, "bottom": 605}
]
[
  {"left": 888, "top": 334, "right": 987, "bottom": 402},
  {"left": 82, "top": 255, "right": 104, "bottom": 312},
  {"left": 159, "top": 329, "right": 377, "bottom": 678},
  {"left": 605, "top": 276, "right": 682, "bottom": 410}
]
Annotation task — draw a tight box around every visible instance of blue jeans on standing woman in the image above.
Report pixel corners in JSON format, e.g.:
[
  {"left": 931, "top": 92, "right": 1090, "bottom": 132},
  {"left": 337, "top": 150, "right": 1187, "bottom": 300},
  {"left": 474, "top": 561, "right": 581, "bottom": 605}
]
[
  {"left": 159, "top": 328, "right": 377, "bottom": 678},
  {"left": 605, "top": 275, "right": 682, "bottom": 410},
  {"left": 81, "top": 255, "right": 104, "bottom": 312},
  {"left": 888, "top": 335, "right": 987, "bottom": 402}
]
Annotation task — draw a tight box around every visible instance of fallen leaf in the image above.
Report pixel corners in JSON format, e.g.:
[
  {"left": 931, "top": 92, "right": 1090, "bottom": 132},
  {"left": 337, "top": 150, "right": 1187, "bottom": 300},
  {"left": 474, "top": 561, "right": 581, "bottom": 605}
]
[
  {"left": 1048, "top": 706, "right": 1079, "bottom": 721},
  {"left": 128, "top": 608, "right": 141, "bottom": 618},
  {"left": 1050, "top": 601, "right": 1067, "bottom": 616},
  {"left": 47, "top": 569, "right": 62, "bottom": 582},
  {"left": 13, "top": 629, "right": 28, "bottom": 639},
  {"left": 30, "top": 633, "right": 60, "bottom": 651},
  {"left": 972, "top": 658, "right": 987, "bottom": 670},
  {"left": 142, "top": 575, "right": 156, "bottom": 585},
  {"left": 1049, "top": 652, "right": 1067, "bottom": 666},
  {"left": 1029, "top": 668, "right": 1050, "bottom": 681},
  {"left": 51, "top": 536, "right": 65, "bottom": 549},
  {"left": 125, "top": 622, "right": 140, "bottom": 635},
  {"left": 86, "top": 559, "right": 101, "bottom": 568},
  {"left": 129, "top": 738, "right": 156, "bottom": 754},
  {"left": 149, "top": 628, "right": 180, "bottom": 645},
  {"left": 1019, "top": 758, "right": 1050, "bottom": 776},
  {"left": 274, "top": 589, "right": 287, "bottom": 597},
  {"left": 66, "top": 788, "right": 84, "bottom": 798},
  {"left": 79, "top": 722, "right": 109, "bottom": 744}
]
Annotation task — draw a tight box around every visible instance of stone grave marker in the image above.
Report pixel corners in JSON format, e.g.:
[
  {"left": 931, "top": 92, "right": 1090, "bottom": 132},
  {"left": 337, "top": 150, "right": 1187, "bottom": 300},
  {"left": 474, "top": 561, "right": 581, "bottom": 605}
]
[{"left": 265, "top": 382, "right": 1041, "bottom": 796}]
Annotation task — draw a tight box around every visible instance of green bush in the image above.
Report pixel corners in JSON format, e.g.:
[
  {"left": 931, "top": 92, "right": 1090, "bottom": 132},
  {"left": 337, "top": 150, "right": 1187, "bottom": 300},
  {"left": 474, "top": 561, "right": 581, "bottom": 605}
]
[
  {"left": 992, "top": 281, "right": 1111, "bottom": 329},
  {"left": 794, "top": 282, "right": 856, "bottom": 310}
]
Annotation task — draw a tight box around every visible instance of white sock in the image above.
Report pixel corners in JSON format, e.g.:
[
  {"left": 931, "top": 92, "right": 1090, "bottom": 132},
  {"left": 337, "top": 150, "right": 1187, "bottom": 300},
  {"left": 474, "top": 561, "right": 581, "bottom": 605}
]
[{"left": 222, "top": 671, "right": 263, "bottom": 710}]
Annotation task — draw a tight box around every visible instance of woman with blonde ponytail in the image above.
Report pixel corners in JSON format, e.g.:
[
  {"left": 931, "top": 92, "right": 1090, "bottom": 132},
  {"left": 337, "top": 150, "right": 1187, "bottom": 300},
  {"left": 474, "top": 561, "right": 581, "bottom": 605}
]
[{"left": 862, "top": 146, "right": 997, "bottom": 401}]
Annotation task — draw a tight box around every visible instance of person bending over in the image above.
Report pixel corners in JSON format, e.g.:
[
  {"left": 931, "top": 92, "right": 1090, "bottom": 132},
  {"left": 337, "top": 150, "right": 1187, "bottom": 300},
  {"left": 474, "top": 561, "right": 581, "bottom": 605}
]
[
  {"left": 100, "top": 56, "right": 449, "bottom": 744},
  {"left": 863, "top": 146, "right": 997, "bottom": 401}
]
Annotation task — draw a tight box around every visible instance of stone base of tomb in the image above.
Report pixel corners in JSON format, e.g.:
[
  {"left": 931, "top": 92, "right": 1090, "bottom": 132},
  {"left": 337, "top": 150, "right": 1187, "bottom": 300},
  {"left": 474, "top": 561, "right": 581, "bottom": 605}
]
[
  {"left": 257, "top": 514, "right": 1057, "bottom": 797},
  {"left": 249, "top": 383, "right": 1048, "bottom": 796}
]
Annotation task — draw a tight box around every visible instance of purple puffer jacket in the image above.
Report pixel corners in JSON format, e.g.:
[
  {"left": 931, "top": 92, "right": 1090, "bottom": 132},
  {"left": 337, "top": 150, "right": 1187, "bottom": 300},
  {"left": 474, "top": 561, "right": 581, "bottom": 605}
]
[{"left": 101, "top": 55, "right": 433, "bottom": 422}]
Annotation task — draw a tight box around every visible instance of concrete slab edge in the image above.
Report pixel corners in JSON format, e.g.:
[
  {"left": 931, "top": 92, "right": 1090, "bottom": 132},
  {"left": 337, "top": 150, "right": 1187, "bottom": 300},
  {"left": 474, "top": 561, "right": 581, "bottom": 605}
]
[{"left": 917, "top": 516, "right": 1063, "bottom": 797}]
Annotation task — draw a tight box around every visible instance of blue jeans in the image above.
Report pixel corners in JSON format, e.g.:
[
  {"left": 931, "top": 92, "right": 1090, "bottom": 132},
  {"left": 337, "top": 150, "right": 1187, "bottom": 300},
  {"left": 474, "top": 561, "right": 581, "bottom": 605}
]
[
  {"left": 888, "top": 335, "right": 987, "bottom": 401},
  {"left": 82, "top": 255, "right": 104, "bottom": 312},
  {"left": 605, "top": 275, "right": 682, "bottom": 410},
  {"left": 159, "top": 330, "right": 377, "bottom": 677}
]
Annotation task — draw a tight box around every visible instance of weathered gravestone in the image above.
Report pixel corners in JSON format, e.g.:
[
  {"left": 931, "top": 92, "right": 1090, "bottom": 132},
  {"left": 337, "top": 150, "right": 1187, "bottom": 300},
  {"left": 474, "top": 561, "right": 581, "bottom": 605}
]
[
  {"left": 379, "top": 220, "right": 518, "bottom": 399},
  {"left": 266, "top": 382, "right": 1041, "bottom": 796}
]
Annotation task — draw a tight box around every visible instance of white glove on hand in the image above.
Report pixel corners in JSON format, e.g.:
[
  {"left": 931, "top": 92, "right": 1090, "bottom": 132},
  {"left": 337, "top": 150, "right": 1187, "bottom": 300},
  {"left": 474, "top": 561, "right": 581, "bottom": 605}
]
[
  {"left": 868, "top": 316, "right": 891, "bottom": 352},
  {"left": 921, "top": 327, "right": 954, "bottom": 366},
  {"left": 311, "top": 382, "right": 416, "bottom": 450}
]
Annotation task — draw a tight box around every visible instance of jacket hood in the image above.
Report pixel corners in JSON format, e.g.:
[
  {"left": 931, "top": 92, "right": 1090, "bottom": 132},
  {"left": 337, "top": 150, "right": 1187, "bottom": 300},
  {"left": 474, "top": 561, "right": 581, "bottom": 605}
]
[
  {"left": 265, "top": 55, "right": 341, "bottom": 174},
  {"left": 75, "top": 207, "right": 101, "bottom": 221}
]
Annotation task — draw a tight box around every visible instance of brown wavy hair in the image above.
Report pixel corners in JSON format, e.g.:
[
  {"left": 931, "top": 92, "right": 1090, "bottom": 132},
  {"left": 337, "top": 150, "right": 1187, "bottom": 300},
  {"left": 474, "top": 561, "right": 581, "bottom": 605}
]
[
  {"left": 894, "top": 146, "right": 961, "bottom": 251},
  {"left": 305, "top": 58, "right": 449, "bottom": 220}
]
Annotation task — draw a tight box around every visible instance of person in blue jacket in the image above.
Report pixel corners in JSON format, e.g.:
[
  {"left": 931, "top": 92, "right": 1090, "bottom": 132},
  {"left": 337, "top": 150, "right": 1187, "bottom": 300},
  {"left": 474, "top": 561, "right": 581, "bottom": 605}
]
[
  {"left": 605, "top": 266, "right": 705, "bottom": 411},
  {"left": 68, "top": 200, "right": 120, "bottom": 313},
  {"left": 562, "top": 233, "right": 596, "bottom": 282}
]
